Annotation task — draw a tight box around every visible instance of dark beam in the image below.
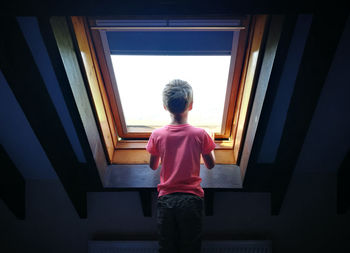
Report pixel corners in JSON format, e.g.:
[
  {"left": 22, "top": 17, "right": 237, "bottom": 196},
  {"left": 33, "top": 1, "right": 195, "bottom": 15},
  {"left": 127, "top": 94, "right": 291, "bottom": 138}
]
[
  {"left": 139, "top": 190, "right": 152, "bottom": 217},
  {"left": 0, "top": 145, "right": 26, "bottom": 219},
  {"left": 244, "top": 14, "right": 297, "bottom": 192},
  {"left": 0, "top": 0, "right": 334, "bottom": 16},
  {"left": 204, "top": 190, "right": 214, "bottom": 216},
  {"left": 37, "top": 17, "right": 103, "bottom": 191},
  {"left": 271, "top": 14, "right": 348, "bottom": 215},
  {"left": 242, "top": 15, "right": 296, "bottom": 192},
  {"left": 0, "top": 17, "right": 87, "bottom": 218},
  {"left": 337, "top": 150, "right": 350, "bottom": 214}
]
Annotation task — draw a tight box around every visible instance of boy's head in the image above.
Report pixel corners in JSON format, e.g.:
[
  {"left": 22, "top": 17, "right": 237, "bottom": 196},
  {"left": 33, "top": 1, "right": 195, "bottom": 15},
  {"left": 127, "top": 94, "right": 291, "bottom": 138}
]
[{"left": 163, "top": 79, "right": 193, "bottom": 114}]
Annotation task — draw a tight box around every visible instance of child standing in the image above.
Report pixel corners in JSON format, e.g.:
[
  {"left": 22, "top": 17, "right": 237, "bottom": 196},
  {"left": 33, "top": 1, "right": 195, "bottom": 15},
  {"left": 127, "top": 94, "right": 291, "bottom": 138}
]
[{"left": 146, "top": 79, "right": 216, "bottom": 253}]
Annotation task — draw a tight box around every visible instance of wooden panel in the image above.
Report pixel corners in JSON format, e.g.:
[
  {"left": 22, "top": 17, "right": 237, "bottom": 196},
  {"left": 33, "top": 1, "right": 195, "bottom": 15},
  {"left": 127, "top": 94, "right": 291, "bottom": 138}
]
[
  {"left": 0, "top": 145, "right": 25, "bottom": 219},
  {"left": 112, "top": 149, "right": 236, "bottom": 164},
  {"left": 78, "top": 18, "right": 119, "bottom": 148},
  {"left": 233, "top": 15, "right": 268, "bottom": 166},
  {"left": 50, "top": 16, "right": 108, "bottom": 184},
  {"left": 113, "top": 150, "right": 151, "bottom": 164},
  {"left": 271, "top": 14, "right": 348, "bottom": 215},
  {"left": 37, "top": 17, "right": 103, "bottom": 191},
  {"left": 239, "top": 15, "right": 285, "bottom": 180},
  {"left": 90, "top": 29, "right": 128, "bottom": 138},
  {"left": 214, "top": 150, "right": 236, "bottom": 164},
  {"left": 71, "top": 16, "right": 115, "bottom": 162},
  {"left": 223, "top": 17, "right": 250, "bottom": 138},
  {"left": 115, "top": 140, "right": 233, "bottom": 150},
  {"left": 242, "top": 15, "right": 298, "bottom": 190},
  {"left": 115, "top": 141, "right": 148, "bottom": 149},
  {"left": 0, "top": 17, "right": 87, "bottom": 218}
]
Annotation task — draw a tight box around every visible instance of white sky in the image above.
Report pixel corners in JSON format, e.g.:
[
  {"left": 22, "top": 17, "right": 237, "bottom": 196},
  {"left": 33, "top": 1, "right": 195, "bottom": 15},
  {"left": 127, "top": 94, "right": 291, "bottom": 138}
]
[{"left": 111, "top": 55, "right": 231, "bottom": 132}]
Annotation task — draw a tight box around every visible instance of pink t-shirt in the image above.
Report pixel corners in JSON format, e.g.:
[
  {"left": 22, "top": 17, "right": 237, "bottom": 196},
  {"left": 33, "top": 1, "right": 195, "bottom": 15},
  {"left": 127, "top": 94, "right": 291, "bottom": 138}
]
[{"left": 146, "top": 124, "right": 216, "bottom": 198}]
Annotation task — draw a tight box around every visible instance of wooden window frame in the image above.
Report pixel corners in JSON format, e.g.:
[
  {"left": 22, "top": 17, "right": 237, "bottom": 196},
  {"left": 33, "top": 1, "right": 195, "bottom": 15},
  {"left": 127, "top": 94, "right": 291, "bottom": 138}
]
[
  {"left": 71, "top": 15, "right": 268, "bottom": 165},
  {"left": 89, "top": 22, "right": 245, "bottom": 140}
]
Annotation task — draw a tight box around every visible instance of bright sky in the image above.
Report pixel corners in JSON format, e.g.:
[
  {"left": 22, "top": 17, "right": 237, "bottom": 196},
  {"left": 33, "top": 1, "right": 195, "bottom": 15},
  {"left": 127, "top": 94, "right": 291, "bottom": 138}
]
[{"left": 111, "top": 55, "right": 231, "bottom": 132}]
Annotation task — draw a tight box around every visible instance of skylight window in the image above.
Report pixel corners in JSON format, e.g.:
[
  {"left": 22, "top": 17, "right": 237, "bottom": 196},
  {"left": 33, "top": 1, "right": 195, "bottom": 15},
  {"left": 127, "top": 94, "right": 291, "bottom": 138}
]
[
  {"left": 92, "top": 24, "right": 243, "bottom": 139},
  {"left": 111, "top": 55, "right": 231, "bottom": 133},
  {"left": 71, "top": 15, "right": 268, "bottom": 164}
]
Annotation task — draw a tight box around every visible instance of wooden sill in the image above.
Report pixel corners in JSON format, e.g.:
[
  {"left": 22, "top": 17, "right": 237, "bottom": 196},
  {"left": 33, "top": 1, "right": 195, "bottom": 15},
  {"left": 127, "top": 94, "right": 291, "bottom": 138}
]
[
  {"left": 115, "top": 139, "right": 234, "bottom": 150},
  {"left": 112, "top": 148, "right": 236, "bottom": 164}
]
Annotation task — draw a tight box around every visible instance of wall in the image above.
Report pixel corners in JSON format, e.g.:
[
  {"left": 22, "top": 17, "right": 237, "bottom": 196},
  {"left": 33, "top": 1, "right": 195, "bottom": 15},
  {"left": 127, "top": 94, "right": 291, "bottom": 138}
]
[{"left": 1, "top": 173, "right": 349, "bottom": 253}]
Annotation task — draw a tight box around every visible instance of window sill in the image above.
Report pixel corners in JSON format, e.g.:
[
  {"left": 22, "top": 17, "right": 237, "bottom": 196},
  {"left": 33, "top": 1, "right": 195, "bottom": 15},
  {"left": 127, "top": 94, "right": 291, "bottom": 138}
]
[
  {"left": 112, "top": 148, "right": 237, "bottom": 164},
  {"left": 112, "top": 139, "right": 236, "bottom": 164},
  {"left": 115, "top": 139, "right": 233, "bottom": 149}
]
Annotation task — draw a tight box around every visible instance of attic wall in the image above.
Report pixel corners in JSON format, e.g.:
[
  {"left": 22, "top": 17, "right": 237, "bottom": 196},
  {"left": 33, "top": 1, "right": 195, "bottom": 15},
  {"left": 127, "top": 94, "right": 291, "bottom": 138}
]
[
  {"left": 0, "top": 172, "right": 349, "bottom": 253},
  {"left": 1, "top": 15, "right": 350, "bottom": 253}
]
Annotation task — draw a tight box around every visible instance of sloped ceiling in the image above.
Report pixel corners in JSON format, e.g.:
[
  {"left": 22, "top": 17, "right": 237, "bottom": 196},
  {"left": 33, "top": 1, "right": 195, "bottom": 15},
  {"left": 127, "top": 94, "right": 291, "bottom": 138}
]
[{"left": 1, "top": 15, "right": 349, "bottom": 183}]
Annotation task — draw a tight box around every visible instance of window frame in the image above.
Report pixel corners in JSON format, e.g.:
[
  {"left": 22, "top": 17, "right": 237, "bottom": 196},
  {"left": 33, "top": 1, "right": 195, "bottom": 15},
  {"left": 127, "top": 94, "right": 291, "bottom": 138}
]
[
  {"left": 89, "top": 19, "right": 248, "bottom": 140},
  {"left": 71, "top": 15, "right": 268, "bottom": 165}
]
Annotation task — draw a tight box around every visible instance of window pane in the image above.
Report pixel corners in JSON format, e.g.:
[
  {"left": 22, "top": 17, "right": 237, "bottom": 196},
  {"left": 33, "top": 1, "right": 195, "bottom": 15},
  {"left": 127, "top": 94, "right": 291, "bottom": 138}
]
[{"left": 111, "top": 55, "right": 231, "bottom": 133}]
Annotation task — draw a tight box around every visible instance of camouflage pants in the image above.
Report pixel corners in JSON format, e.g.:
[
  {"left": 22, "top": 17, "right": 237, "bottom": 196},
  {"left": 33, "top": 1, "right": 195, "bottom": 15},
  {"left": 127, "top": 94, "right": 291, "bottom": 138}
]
[{"left": 157, "top": 192, "right": 203, "bottom": 253}]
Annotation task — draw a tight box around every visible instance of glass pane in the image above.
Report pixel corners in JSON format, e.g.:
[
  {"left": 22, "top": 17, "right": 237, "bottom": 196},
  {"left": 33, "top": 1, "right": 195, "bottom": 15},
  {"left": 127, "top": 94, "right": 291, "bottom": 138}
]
[{"left": 110, "top": 55, "right": 231, "bottom": 133}]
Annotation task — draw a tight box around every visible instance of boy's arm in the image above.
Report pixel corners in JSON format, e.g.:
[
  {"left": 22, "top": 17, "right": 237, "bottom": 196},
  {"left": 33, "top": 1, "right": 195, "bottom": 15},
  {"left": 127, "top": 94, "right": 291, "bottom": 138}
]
[
  {"left": 149, "top": 154, "right": 160, "bottom": 170},
  {"left": 202, "top": 151, "right": 215, "bottom": 169},
  {"left": 202, "top": 128, "right": 216, "bottom": 169}
]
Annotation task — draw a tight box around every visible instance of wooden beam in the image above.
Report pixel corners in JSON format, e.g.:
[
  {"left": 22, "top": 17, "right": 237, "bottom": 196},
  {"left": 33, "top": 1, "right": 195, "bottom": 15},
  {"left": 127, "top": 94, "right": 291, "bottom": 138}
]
[
  {"left": 0, "top": 17, "right": 87, "bottom": 218},
  {"left": 233, "top": 15, "right": 268, "bottom": 166},
  {"left": 37, "top": 17, "right": 103, "bottom": 191},
  {"left": 243, "top": 15, "right": 297, "bottom": 191},
  {"left": 271, "top": 14, "right": 348, "bottom": 215},
  {"left": 240, "top": 15, "right": 286, "bottom": 180},
  {"left": 48, "top": 16, "right": 109, "bottom": 185},
  {"left": 337, "top": 150, "right": 350, "bottom": 214},
  {"left": 0, "top": 145, "right": 25, "bottom": 219},
  {"left": 70, "top": 16, "right": 116, "bottom": 161}
]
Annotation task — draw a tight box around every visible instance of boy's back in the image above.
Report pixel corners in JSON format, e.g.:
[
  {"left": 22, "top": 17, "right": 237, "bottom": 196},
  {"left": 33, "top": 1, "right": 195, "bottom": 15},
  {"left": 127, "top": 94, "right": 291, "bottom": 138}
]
[{"left": 146, "top": 123, "right": 216, "bottom": 198}]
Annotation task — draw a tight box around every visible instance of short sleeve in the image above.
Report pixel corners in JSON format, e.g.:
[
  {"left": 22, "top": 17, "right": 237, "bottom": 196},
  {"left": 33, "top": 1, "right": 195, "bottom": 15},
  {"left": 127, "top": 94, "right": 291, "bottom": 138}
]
[
  {"left": 146, "top": 132, "right": 159, "bottom": 156},
  {"left": 201, "top": 130, "right": 216, "bottom": 155}
]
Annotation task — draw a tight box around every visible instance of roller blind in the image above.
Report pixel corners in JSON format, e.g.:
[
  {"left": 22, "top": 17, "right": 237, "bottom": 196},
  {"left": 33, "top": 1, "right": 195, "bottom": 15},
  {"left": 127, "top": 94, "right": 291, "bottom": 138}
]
[{"left": 106, "top": 31, "right": 235, "bottom": 55}]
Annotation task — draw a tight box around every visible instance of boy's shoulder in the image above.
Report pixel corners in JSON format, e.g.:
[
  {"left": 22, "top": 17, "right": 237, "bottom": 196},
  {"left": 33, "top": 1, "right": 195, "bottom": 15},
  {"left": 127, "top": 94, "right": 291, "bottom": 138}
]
[
  {"left": 151, "top": 125, "right": 168, "bottom": 134},
  {"left": 152, "top": 124, "right": 205, "bottom": 136}
]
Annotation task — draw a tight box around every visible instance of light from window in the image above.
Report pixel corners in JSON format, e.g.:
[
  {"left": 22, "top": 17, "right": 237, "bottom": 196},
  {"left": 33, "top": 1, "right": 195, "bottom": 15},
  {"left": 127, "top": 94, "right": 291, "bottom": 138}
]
[{"left": 111, "top": 55, "right": 231, "bottom": 133}]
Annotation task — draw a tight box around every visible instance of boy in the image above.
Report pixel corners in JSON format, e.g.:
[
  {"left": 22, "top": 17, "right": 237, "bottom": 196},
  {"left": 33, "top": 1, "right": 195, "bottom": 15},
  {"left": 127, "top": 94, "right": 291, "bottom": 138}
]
[{"left": 146, "top": 79, "right": 216, "bottom": 253}]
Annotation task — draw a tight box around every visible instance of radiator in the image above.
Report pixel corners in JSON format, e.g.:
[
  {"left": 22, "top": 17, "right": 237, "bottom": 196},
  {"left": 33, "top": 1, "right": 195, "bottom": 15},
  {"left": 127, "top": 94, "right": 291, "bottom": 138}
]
[{"left": 88, "top": 240, "right": 271, "bottom": 253}]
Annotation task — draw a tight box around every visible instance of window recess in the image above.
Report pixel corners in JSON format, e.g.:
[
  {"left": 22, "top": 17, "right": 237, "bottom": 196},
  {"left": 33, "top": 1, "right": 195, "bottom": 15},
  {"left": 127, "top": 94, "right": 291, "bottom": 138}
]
[{"left": 71, "top": 16, "right": 268, "bottom": 165}]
